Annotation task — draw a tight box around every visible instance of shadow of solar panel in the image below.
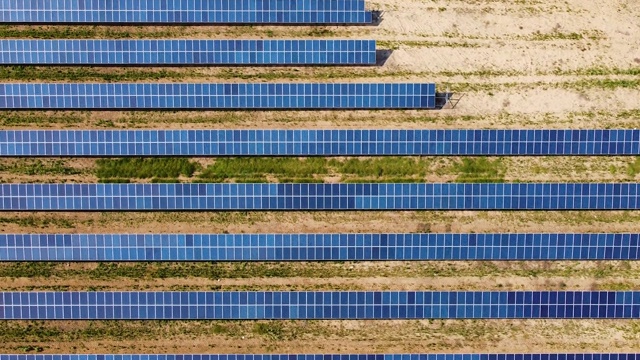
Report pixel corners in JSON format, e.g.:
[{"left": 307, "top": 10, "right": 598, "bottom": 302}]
[
  {"left": 1, "top": 291, "right": 638, "bottom": 319},
  {"left": 0, "top": 129, "right": 638, "bottom": 156},
  {"left": 0, "top": 0, "right": 373, "bottom": 24},
  {"left": 1, "top": 233, "right": 637, "bottom": 261},
  {"left": 0, "top": 183, "right": 638, "bottom": 211},
  {"left": 1, "top": 356, "right": 639, "bottom": 360},
  {"left": 0, "top": 83, "right": 437, "bottom": 110},
  {"left": 0, "top": 40, "right": 377, "bottom": 66}
]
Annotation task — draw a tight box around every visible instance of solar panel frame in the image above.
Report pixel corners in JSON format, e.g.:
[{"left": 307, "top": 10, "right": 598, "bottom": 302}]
[
  {"left": 0, "top": 83, "right": 437, "bottom": 110},
  {"left": 1, "top": 291, "right": 639, "bottom": 319},
  {"left": 0, "top": 183, "right": 639, "bottom": 211},
  {"left": 0, "top": 233, "right": 637, "bottom": 261},
  {"left": 0, "top": 129, "right": 638, "bottom": 157},
  {"left": 0, "top": 39, "right": 378, "bottom": 66},
  {"left": 0, "top": 0, "right": 374, "bottom": 24}
]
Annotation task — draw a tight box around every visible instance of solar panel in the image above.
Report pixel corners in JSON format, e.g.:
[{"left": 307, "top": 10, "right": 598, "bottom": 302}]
[
  {"left": 0, "top": 40, "right": 377, "bottom": 66},
  {"left": 0, "top": 129, "right": 637, "bottom": 156},
  {"left": 0, "top": 183, "right": 639, "bottom": 211},
  {"left": 0, "top": 83, "right": 437, "bottom": 110},
  {"left": 1, "top": 291, "right": 638, "bottom": 319},
  {"left": 1, "top": 233, "right": 638, "bottom": 261},
  {"left": 0, "top": 0, "right": 373, "bottom": 24},
  {"left": 0, "top": 356, "right": 638, "bottom": 360}
]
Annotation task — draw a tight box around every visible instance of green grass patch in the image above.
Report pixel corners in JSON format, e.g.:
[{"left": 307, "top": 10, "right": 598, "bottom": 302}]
[
  {"left": 0, "top": 66, "right": 188, "bottom": 82},
  {"left": 0, "top": 112, "right": 86, "bottom": 127},
  {"left": 628, "top": 157, "right": 640, "bottom": 177},
  {"left": 0, "top": 216, "right": 74, "bottom": 229},
  {"left": 0, "top": 26, "right": 182, "bottom": 39},
  {"left": 554, "top": 67, "right": 640, "bottom": 76},
  {"left": 98, "top": 178, "right": 131, "bottom": 183},
  {"left": 452, "top": 158, "right": 505, "bottom": 183},
  {"left": 278, "top": 177, "right": 324, "bottom": 183},
  {"left": 96, "top": 158, "right": 199, "bottom": 179},
  {"left": 342, "top": 177, "right": 425, "bottom": 183},
  {"left": 0, "top": 160, "right": 82, "bottom": 176},
  {"left": 199, "top": 158, "right": 327, "bottom": 181},
  {"left": 1, "top": 261, "right": 640, "bottom": 281},
  {"left": 199, "top": 157, "right": 432, "bottom": 183},
  {"left": 253, "top": 322, "right": 287, "bottom": 340},
  {"left": 335, "top": 157, "right": 430, "bottom": 178},
  {"left": 150, "top": 178, "right": 181, "bottom": 183},
  {"left": 566, "top": 79, "right": 640, "bottom": 90}
]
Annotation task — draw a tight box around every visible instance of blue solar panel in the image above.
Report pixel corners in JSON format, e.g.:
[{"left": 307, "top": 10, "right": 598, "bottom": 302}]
[
  {"left": 1, "top": 233, "right": 638, "bottom": 261},
  {"left": 0, "top": 129, "right": 637, "bottom": 156},
  {"left": 1, "top": 291, "right": 639, "bottom": 319},
  {"left": 0, "top": 356, "right": 638, "bottom": 360},
  {"left": 0, "top": 0, "right": 373, "bottom": 24},
  {"left": 0, "top": 183, "right": 638, "bottom": 211},
  {"left": 0, "top": 83, "right": 437, "bottom": 110},
  {"left": 0, "top": 40, "right": 377, "bottom": 65}
]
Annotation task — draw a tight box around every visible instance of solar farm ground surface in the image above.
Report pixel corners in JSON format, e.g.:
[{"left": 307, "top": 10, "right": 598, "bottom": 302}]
[{"left": 1, "top": 0, "right": 640, "bottom": 355}]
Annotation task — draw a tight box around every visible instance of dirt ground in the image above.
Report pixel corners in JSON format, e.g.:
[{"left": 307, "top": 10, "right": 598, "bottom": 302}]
[{"left": 1, "top": 0, "right": 640, "bottom": 355}]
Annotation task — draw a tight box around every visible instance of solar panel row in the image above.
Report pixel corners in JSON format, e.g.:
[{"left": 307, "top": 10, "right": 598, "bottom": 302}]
[
  {"left": 2, "top": 291, "right": 640, "bottom": 319},
  {"left": 0, "top": 83, "right": 437, "bottom": 109},
  {"left": 1, "top": 233, "right": 639, "bottom": 261},
  {"left": 0, "top": 39, "right": 377, "bottom": 65},
  {"left": 1, "top": 183, "right": 640, "bottom": 211},
  {"left": 0, "top": 355, "right": 638, "bottom": 360},
  {"left": 0, "top": 0, "right": 373, "bottom": 24},
  {"left": 1, "top": 129, "right": 638, "bottom": 156}
]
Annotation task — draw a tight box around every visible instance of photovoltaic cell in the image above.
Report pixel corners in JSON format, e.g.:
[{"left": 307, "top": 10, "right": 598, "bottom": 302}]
[
  {"left": 1, "top": 291, "right": 639, "bottom": 319},
  {"left": 0, "top": 183, "right": 639, "bottom": 211},
  {"left": 0, "top": 129, "right": 638, "bottom": 157},
  {"left": 0, "top": 83, "right": 437, "bottom": 110},
  {"left": 1, "top": 233, "right": 638, "bottom": 261},
  {"left": 0, "top": 39, "right": 377, "bottom": 65},
  {"left": 0, "top": 0, "right": 373, "bottom": 24},
  {"left": 1, "top": 356, "right": 639, "bottom": 360}
]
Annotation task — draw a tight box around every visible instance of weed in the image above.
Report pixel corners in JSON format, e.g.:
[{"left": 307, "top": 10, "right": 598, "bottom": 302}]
[
  {"left": 199, "top": 158, "right": 327, "bottom": 181},
  {"left": 453, "top": 158, "right": 505, "bottom": 182},
  {"left": 0, "top": 159, "right": 82, "bottom": 176},
  {"left": 335, "top": 157, "right": 429, "bottom": 178},
  {"left": 96, "top": 158, "right": 199, "bottom": 179},
  {"left": 253, "top": 322, "right": 286, "bottom": 340},
  {"left": 0, "top": 216, "right": 74, "bottom": 229},
  {"left": 627, "top": 157, "right": 640, "bottom": 177},
  {"left": 0, "top": 66, "right": 188, "bottom": 82}
]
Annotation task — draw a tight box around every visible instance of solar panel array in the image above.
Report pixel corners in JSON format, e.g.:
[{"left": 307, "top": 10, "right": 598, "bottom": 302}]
[
  {"left": 0, "top": 0, "right": 374, "bottom": 24},
  {"left": 0, "top": 83, "right": 437, "bottom": 110},
  {"left": 1, "top": 291, "right": 639, "bottom": 319},
  {"left": 1, "top": 233, "right": 639, "bottom": 261},
  {"left": 1, "top": 356, "right": 639, "bottom": 360},
  {"left": 1, "top": 183, "right": 639, "bottom": 211},
  {"left": 0, "top": 39, "right": 377, "bottom": 66},
  {"left": 1, "top": 129, "right": 638, "bottom": 157}
]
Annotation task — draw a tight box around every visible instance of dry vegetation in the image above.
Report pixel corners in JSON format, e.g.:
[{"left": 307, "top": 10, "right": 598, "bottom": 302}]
[{"left": 1, "top": 0, "right": 640, "bottom": 355}]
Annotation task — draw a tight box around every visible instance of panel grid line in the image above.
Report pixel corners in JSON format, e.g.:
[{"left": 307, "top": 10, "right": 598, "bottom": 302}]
[
  {"left": 0, "top": 83, "right": 437, "bottom": 110},
  {"left": 0, "top": 233, "right": 637, "bottom": 261},
  {"left": 0, "top": 129, "right": 637, "bottom": 156},
  {"left": 0, "top": 0, "right": 373, "bottom": 24},
  {"left": 0, "top": 183, "right": 638, "bottom": 211},
  {"left": 0, "top": 291, "right": 639, "bottom": 319},
  {"left": 0, "top": 40, "right": 377, "bottom": 65}
]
